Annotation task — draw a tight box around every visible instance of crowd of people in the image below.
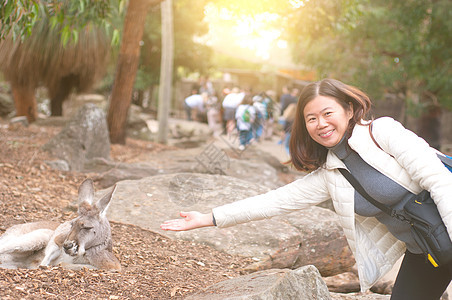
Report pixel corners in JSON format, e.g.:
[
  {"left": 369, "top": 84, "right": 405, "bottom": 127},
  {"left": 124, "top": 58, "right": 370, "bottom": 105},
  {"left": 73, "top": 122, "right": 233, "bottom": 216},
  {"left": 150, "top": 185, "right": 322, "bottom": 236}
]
[{"left": 183, "top": 77, "right": 300, "bottom": 151}]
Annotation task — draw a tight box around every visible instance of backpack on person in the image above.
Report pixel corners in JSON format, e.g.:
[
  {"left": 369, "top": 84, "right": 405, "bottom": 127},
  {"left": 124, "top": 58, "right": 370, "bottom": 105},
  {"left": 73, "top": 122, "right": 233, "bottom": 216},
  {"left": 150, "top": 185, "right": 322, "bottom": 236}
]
[{"left": 242, "top": 106, "right": 253, "bottom": 123}]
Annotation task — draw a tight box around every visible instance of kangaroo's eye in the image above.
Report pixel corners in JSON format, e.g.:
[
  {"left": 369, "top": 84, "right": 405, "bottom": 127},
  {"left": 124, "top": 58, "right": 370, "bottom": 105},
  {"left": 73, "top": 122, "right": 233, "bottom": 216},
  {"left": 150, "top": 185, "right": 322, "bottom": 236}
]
[{"left": 80, "top": 222, "right": 93, "bottom": 230}]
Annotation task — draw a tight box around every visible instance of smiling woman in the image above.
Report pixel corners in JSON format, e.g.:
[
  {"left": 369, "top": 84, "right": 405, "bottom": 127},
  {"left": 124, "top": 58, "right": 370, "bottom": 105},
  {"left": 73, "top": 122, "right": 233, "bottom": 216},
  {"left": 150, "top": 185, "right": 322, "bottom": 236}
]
[{"left": 162, "top": 78, "right": 452, "bottom": 299}]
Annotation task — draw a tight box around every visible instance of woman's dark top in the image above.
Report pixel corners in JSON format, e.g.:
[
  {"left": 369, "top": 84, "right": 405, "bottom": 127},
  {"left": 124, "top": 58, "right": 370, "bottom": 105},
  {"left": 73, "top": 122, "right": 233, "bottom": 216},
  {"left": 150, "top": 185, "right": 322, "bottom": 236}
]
[{"left": 330, "top": 136, "right": 422, "bottom": 254}]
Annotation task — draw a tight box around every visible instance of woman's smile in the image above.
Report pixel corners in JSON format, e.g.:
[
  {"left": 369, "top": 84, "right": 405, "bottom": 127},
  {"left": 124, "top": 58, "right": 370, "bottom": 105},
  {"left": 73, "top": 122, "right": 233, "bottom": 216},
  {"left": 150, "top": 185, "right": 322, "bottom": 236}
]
[{"left": 319, "top": 129, "right": 334, "bottom": 138}]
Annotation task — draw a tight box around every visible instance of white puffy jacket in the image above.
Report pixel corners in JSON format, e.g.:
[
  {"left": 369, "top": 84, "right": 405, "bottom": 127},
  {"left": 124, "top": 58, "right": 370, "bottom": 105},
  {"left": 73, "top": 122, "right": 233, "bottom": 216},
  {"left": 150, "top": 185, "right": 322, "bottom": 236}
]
[{"left": 212, "top": 117, "right": 452, "bottom": 291}]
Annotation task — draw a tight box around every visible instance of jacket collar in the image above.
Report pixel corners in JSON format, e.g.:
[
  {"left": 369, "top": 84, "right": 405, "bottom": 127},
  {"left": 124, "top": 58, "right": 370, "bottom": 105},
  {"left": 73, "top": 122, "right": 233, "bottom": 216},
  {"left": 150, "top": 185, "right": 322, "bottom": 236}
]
[{"left": 325, "top": 121, "right": 372, "bottom": 170}]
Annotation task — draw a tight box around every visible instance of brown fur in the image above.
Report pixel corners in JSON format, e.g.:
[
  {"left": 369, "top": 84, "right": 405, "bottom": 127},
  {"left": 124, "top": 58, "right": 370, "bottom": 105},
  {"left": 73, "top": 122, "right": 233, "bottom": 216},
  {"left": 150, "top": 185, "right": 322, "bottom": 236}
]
[{"left": 0, "top": 179, "right": 120, "bottom": 271}]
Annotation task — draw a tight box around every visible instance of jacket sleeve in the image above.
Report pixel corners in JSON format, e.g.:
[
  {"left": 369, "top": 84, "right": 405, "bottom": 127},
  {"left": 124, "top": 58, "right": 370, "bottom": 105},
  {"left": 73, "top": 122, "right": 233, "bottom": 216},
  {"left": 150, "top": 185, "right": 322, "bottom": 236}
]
[
  {"left": 372, "top": 117, "right": 452, "bottom": 237},
  {"left": 212, "top": 168, "right": 331, "bottom": 228}
]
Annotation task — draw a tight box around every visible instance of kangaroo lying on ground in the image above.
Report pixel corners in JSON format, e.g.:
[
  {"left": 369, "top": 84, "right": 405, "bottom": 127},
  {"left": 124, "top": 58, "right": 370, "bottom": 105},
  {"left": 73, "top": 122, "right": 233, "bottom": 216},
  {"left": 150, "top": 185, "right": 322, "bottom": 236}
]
[{"left": 0, "top": 179, "right": 121, "bottom": 271}]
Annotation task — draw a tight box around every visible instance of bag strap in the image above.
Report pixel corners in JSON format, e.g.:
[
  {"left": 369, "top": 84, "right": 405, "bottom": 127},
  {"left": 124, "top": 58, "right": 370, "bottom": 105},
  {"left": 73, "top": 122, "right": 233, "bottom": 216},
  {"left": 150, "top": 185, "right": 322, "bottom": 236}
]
[
  {"left": 338, "top": 168, "right": 397, "bottom": 217},
  {"left": 368, "top": 122, "right": 382, "bottom": 151},
  {"left": 368, "top": 121, "right": 394, "bottom": 158},
  {"left": 437, "top": 154, "right": 452, "bottom": 172}
]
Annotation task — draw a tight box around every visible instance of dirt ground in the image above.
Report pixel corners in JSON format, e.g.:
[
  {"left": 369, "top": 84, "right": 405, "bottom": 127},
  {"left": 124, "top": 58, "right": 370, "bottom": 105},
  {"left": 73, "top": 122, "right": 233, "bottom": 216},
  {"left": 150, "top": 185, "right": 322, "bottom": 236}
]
[{"left": 0, "top": 121, "right": 255, "bottom": 299}]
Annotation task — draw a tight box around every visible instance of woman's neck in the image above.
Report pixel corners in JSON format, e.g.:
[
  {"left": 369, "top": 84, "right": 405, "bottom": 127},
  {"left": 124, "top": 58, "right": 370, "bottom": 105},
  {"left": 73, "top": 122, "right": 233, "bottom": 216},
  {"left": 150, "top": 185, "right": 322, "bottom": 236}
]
[{"left": 328, "top": 134, "right": 352, "bottom": 160}]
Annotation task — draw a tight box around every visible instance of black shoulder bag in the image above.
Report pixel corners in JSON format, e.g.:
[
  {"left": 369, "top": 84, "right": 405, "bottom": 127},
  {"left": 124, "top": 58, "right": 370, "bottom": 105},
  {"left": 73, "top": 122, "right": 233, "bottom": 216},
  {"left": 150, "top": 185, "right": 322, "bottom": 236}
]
[{"left": 339, "top": 162, "right": 452, "bottom": 268}]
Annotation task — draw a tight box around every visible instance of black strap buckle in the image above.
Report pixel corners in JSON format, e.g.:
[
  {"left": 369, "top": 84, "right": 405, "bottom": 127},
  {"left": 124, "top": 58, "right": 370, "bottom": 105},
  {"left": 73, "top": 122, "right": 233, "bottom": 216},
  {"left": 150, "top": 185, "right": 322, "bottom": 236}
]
[{"left": 392, "top": 210, "right": 411, "bottom": 224}]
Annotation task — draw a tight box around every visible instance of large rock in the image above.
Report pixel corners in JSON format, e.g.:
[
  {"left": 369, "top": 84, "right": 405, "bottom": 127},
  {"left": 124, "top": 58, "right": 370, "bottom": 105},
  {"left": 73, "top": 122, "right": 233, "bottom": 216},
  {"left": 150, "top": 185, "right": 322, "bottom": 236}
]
[
  {"left": 43, "top": 103, "right": 110, "bottom": 171},
  {"left": 86, "top": 146, "right": 285, "bottom": 189},
  {"left": 0, "top": 92, "right": 14, "bottom": 117},
  {"left": 105, "top": 173, "right": 354, "bottom": 276},
  {"left": 126, "top": 104, "right": 155, "bottom": 141},
  {"left": 283, "top": 212, "right": 353, "bottom": 275},
  {"left": 84, "top": 158, "right": 163, "bottom": 188},
  {"left": 229, "top": 147, "right": 291, "bottom": 174},
  {"left": 147, "top": 119, "right": 213, "bottom": 148},
  {"left": 329, "top": 292, "right": 390, "bottom": 300},
  {"left": 185, "top": 265, "right": 331, "bottom": 300}
]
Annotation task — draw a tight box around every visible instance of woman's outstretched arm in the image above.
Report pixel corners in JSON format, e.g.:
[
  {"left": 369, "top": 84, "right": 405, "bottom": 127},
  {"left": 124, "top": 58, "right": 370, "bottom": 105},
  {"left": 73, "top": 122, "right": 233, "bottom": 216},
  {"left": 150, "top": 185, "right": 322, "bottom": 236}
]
[{"left": 160, "top": 211, "right": 214, "bottom": 231}]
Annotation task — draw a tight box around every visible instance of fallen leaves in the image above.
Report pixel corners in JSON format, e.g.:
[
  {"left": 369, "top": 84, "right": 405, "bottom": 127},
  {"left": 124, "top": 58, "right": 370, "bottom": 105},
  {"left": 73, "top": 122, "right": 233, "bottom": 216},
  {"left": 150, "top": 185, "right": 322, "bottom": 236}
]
[{"left": 0, "top": 122, "right": 253, "bottom": 299}]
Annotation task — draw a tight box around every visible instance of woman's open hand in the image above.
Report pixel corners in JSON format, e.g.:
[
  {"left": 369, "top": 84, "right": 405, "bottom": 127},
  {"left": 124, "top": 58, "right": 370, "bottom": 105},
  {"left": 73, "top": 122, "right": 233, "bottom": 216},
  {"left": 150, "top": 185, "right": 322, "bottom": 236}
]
[{"left": 160, "top": 211, "right": 214, "bottom": 231}]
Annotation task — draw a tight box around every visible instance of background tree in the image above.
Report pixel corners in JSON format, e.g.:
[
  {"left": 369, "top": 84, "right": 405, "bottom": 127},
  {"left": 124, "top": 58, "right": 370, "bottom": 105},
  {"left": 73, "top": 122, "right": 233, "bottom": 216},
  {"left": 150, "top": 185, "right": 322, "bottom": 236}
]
[
  {"left": 127, "top": 0, "right": 213, "bottom": 108},
  {"left": 0, "top": 0, "right": 38, "bottom": 41},
  {"left": 108, "top": 0, "right": 213, "bottom": 144},
  {"left": 284, "top": 0, "right": 451, "bottom": 147},
  {"left": 0, "top": 4, "right": 112, "bottom": 122},
  {"left": 157, "top": 0, "right": 174, "bottom": 144},
  {"left": 0, "top": 0, "right": 122, "bottom": 44},
  {"left": 107, "top": 0, "right": 158, "bottom": 144},
  {"left": 286, "top": 0, "right": 451, "bottom": 107}
]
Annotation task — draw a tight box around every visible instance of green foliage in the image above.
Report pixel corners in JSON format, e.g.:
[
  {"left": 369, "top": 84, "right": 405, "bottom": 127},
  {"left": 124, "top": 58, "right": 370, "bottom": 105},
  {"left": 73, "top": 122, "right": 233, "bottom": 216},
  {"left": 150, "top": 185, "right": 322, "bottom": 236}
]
[
  {"left": 131, "top": 0, "right": 214, "bottom": 89},
  {"left": 47, "top": 0, "right": 124, "bottom": 46},
  {"left": 285, "top": 0, "right": 452, "bottom": 110},
  {"left": 0, "top": 0, "right": 40, "bottom": 40},
  {"left": 0, "top": 0, "right": 124, "bottom": 46}
]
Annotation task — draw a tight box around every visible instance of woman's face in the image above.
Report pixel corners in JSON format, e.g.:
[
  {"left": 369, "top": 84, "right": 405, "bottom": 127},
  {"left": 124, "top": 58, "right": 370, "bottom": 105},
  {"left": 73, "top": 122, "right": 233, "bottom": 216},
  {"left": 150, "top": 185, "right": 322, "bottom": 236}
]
[{"left": 303, "top": 95, "right": 353, "bottom": 148}]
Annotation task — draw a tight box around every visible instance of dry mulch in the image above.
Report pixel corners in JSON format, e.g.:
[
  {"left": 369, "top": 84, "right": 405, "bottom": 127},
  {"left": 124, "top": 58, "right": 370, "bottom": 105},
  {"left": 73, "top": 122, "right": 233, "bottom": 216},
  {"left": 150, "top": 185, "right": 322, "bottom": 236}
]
[{"left": 0, "top": 121, "right": 253, "bottom": 299}]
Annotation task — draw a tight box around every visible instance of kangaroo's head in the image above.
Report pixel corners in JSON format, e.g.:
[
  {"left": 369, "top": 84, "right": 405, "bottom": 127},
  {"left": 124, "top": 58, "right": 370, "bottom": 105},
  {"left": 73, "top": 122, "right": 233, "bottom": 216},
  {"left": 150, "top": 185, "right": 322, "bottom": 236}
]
[{"left": 63, "top": 179, "right": 116, "bottom": 257}]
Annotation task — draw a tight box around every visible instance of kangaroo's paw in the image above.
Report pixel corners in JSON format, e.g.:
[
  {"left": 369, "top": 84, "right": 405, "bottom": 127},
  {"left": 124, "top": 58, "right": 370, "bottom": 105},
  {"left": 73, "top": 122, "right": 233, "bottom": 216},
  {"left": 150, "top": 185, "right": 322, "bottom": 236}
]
[{"left": 40, "top": 242, "right": 61, "bottom": 266}]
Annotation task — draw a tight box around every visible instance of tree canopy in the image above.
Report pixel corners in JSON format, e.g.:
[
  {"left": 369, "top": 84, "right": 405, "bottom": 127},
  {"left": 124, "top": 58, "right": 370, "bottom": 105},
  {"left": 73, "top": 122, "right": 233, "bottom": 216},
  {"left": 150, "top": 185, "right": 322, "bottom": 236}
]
[
  {"left": 2, "top": 0, "right": 451, "bottom": 111},
  {"left": 132, "top": 0, "right": 213, "bottom": 89},
  {"left": 0, "top": 0, "right": 123, "bottom": 45},
  {"left": 284, "top": 0, "right": 452, "bottom": 110}
]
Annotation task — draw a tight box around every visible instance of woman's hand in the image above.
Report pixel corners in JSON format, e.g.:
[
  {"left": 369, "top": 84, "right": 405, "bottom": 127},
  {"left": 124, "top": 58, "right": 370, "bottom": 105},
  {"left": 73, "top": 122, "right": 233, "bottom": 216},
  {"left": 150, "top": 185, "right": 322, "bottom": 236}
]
[{"left": 160, "top": 211, "right": 214, "bottom": 231}]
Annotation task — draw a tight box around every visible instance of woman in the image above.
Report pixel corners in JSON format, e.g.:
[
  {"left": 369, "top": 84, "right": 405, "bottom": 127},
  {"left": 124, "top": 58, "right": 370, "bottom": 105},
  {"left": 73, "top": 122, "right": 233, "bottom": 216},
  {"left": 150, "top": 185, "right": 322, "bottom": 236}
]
[{"left": 161, "top": 79, "right": 452, "bottom": 299}]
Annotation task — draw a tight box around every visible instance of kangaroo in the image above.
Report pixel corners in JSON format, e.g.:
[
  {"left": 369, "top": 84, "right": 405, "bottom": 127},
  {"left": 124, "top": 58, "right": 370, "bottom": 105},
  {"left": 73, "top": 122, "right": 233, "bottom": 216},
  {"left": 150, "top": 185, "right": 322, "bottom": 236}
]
[{"left": 0, "top": 179, "right": 121, "bottom": 271}]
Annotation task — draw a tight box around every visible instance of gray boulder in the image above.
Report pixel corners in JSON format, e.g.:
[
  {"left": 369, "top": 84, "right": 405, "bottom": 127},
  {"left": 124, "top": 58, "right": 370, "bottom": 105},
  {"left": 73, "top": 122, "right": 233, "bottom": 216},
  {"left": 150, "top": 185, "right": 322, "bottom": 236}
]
[
  {"left": 147, "top": 118, "right": 212, "bottom": 148},
  {"left": 105, "top": 173, "right": 354, "bottom": 276},
  {"left": 87, "top": 145, "right": 285, "bottom": 189},
  {"left": 329, "top": 292, "right": 390, "bottom": 300},
  {"left": 83, "top": 158, "right": 162, "bottom": 188},
  {"left": 0, "top": 92, "right": 14, "bottom": 117},
  {"left": 43, "top": 103, "right": 110, "bottom": 171},
  {"left": 185, "top": 265, "right": 331, "bottom": 300},
  {"left": 126, "top": 104, "right": 154, "bottom": 141}
]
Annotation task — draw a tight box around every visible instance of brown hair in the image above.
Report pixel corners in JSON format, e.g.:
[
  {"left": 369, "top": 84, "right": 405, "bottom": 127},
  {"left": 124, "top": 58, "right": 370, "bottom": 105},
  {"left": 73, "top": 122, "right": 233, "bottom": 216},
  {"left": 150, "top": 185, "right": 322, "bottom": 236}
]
[
  {"left": 240, "top": 94, "right": 253, "bottom": 106},
  {"left": 289, "top": 79, "right": 372, "bottom": 171}
]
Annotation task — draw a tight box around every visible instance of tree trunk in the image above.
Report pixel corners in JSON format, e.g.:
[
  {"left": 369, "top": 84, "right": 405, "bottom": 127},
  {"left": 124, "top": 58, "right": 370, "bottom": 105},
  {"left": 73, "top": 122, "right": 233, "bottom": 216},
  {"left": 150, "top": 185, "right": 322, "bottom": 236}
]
[
  {"left": 11, "top": 83, "right": 37, "bottom": 123},
  {"left": 157, "top": 0, "right": 174, "bottom": 144},
  {"left": 107, "top": 0, "right": 161, "bottom": 144}
]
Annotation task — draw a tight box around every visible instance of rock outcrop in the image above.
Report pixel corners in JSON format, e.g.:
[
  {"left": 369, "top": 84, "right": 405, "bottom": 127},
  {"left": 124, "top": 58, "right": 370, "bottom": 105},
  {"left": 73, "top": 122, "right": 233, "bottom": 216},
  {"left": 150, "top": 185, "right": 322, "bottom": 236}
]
[
  {"left": 43, "top": 103, "right": 110, "bottom": 171},
  {"left": 185, "top": 265, "right": 332, "bottom": 300},
  {"left": 104, "top": 173, "right": 355, "bottom": 276}
]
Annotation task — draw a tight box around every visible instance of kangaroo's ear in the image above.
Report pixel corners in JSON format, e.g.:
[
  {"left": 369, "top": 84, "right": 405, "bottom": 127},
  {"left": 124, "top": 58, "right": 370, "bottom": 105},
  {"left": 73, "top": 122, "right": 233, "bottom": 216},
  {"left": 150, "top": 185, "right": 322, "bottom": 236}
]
[
  {"left": 78, "top": 179, "right": 95, "bottom": 205},
  {"left": 96, "top": 184, "right": 117, "bottom": 217}
]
